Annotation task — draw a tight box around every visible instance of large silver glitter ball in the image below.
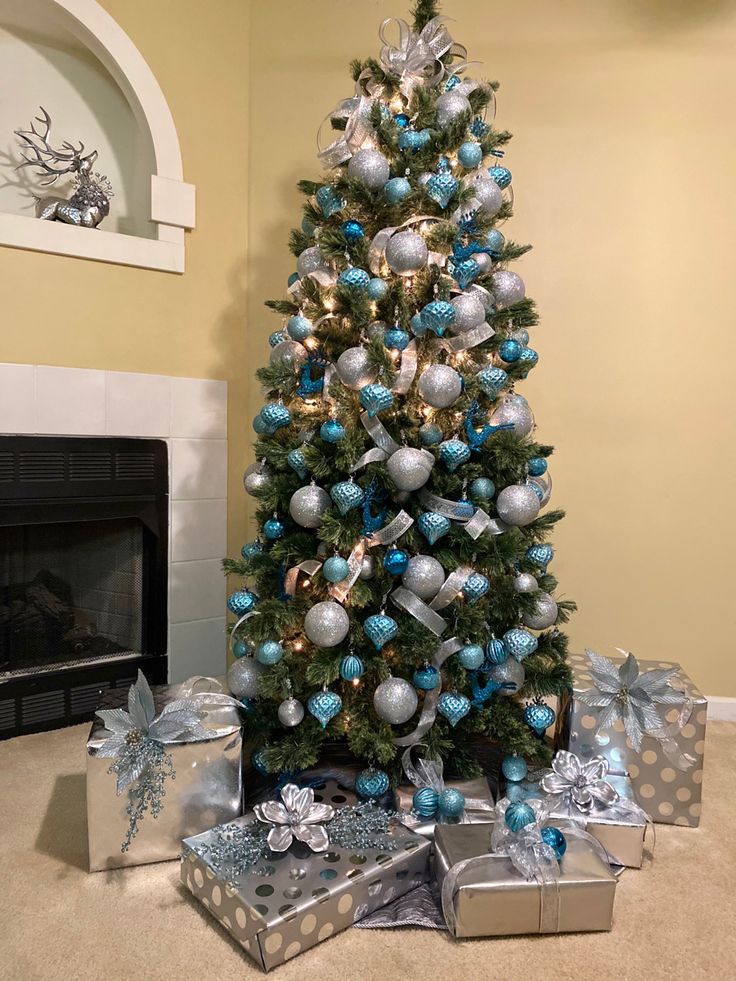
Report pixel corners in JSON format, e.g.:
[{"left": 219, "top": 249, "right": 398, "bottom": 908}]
[
  {"left": 418, "top": 364, "right": 463, "bottom": 408},
  {"left": 451, "top": 292, "right": 486, "bottom": 333},
  {"left": 402, "top": 554, "right": 445, "bottom": 600},
  {"left": 522, "top": 592, "right": 559, "bottom": 630},
  {"left": 243, "top": 461, "right": 272, "bottom": 496},
  {"left": 386, "top": 447, "right": 434, "bottom": 491},
  {"left": 336, "top": 346, "right": 378, "bottom": 390},
  {"left": 488, "top": 657, "right": 525, "bottom": 695},
  {"left": 360, "top": 555, "right": 376, "bottom": 580},
  {"left": 435, "top": 91, "right": 472, "bottom": 129},
  {"left": 227, "top": 657, "right": 263, "bottom": 700},
  {"left": 373, "top": 676, "right": 419, "bottom": 724},
  {"left": 473, "top": 253, "right": 494, "bottom": 275},
  {"left": 304, "top": 600, "right": 350, "bottom": 648},
  {"left": 514, "top": 572, "right": 539, "bottom": 594},
  {"left": 270, "top": 339, "right": 307, "bottom": 370},
  {"left": 278, "top": 697, "right": 305, "bottom": 727},
  {"left": 289, "top": 485, "right": 331, "bottom": 528},
  {"left": 385, "top": 231, "right": 428, "bottom": 275},
  {"left": 490, "top": 395, "right": 535, "bottom": 438},
  {"left": 492, "top": 269, "right": 526, "bottom": 309},
  {"left": 496, "top": 484, "right": 541, "bottom": 527},
  {"left": 348, "top": 148, "right": 390, "bottom": 189},
  {"left": 467, "top": 174, "right": 503, "bottom": 217},
  {"left": 297, "top": 245, "right": 332, "bottom": 280}
]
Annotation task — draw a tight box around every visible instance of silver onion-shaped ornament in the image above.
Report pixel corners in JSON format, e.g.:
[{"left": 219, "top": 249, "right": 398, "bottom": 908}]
[
  {"left": 488, "top": 657, "right": 525, "bottom": 695},
  {"left": 385, "top": 231, "right": 428, "bottom": 275},
  {"left": 402, "top": 554, "right": 445, "bottom": 601},
  {"left": 467, "top": 174, "right": 503, "bottom": 217},
  {"left": 490, "top": 395, "right": 535, "bottom": 438},
  {"left": 243, "top": 461, "right": 272, "bottom": 496},
  {"left": 435, "top": 91, "right": 472, "bottom": 129},
  {"left": 289, "top": 485, "right": 331, "bottom": 528},
  {"left": 522, "top": 592, "right": 559, "bottom": 630},
  {"left": 270, "top": 339, "right": 307, "bottom": 369},
  {"left": 492, "top": 269, "right": 526, "bottom": 309},
  {"left": 304, "top": 600, "right": 350, "bottom": 648},
  {"left": 348, "top": 148, "right": 390, "bottom": 189},
  {"left": 360, "top": 555, "right": 376, "bottom": 580},
  {"left": 418, "top": 364, "right": 463, "bottom": 408},
  {"left": 496, "top": 484, "right": 541, "bottom": 527},
  {"left": 373, "top": 676, "right": 418, "bottom": 724},
  {"left": 297, "top": 245, "right": 332, "bottom": 280},
  {"left": 451, "top": 292, "right": 486, "bottom": 333},
  {"left": 336, "top": 346, "right": 378, "bottom": 390},
  {"left": 386, "top": 446, "right": 434, "bottom": 492},
  {"left": 227, "top": 657, "right": 263, "bottom": 700},
  {"left": 278, "top": 697, "right": 305, "bottom": 727},
  {"left": 514, "top": 572, "right": 539, "bottom": 594}
]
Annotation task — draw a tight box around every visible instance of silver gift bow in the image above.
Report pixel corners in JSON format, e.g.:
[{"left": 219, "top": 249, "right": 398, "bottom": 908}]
[
  {"left": 378, "top": 15, "right": 458, "bottom": 97},
  {"left": 578, "top": 649, "right": 695, "bottom": 769},
  {"left": 400, "top": 745, "right": 491, "bottom": 826},
  {"left": 254, "top": 784, "right": 335, "bottom": 853},
  {"left": 540, "top": 750, "right": 618, "bottom": 813}
]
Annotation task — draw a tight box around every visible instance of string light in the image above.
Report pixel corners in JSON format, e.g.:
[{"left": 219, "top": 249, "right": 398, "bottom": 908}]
[{"left": 293, "top": 640, "right": 304, "bottom": 652}]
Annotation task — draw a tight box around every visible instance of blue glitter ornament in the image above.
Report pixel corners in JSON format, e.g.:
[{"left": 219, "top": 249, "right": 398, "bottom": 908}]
[
  {"left": 241, "top": 540, "right": 263, "bottom": 560},
  {"left": 505, "top": 800, "right": 536, "bottom": 831},
  {"left": 316, "top": 184, "right": 344, "bottom": 218},
  {"left": 338, "top": 267, "right": 370, "bottom": 291},
  {"left": 269, "top": 330, "right": 286, "bottom": 347},
  {"left": 410, "top": 312, "right": 427, "bottom": 336},
  {"left": 477, "top": 365, "right": 509, "bottom": 398},
  {"left": 499, "top": 339, "right": 522, "bottom": 363},
  {"left": 470, "top": 116, "right": 490, "bottom": 138},
  {"left": 363, "top": 612, "right": 399, "bottom": 651},
  {"left": 426, "top": 169, "right": 459, "bottom": 209},
  {"left": 421, "top": 299, "right": 456, "bottom": 336},
  {"left": 398, "top": 128, "right": 431, "bottom": 153},
  {"left": 448, "top": 255, "right": 481, "bottom": 290},
  {"left": 526, "top": 544, "right": 554, "bottom": 570},
  {"left": 458, "top": 141, "right": 483, "bottom": 169},
  {"left": 384, "top": 328, "right": 411, "bottom": 351},
  {"left": 438, "top": 691, "right": 471, "bottom": 727},
  {"left": 527, "top": 457, "right": 548, "bottom": 477},
  {"left": 458, "top": 644, "right": 485, "bottom": 670},
  {"left": 438, "top": 788, "right": 466, "bottom": 818},
  {"left": 320, "top": 418, "right": 345, "bottom": 443},
  {"left": 383, "top": 547, "right": 409, "bottom": 575},
  {"left": 384, "top": 176, "right": 412, "bottom": 203},
  {"left": 355, "top": 768, "right": 390, "bottom": 799},
  {"left": 462, "top": 572, "right": 490, "bottom": 605},
  {"left": 227, "top": 589, "right": 258, "bottom": 616},
  {"left": 253, "top": 414, "right": 268, "bottom": 435},
  {"left": 523, "top": 700, "right": 557, "bottom": 736},
  {"left": 506, "top": 782, "right": 531, "bottom": 803},
  {"left": 330, "top": 479, "right": 365, "bottom": 515},
  {"left": 339, "top": 654, "right": 364, "bottom": 683},
  {"left": 504, "top": 628, "right": 538, "bottom": 661},
  {"left": 287, "top": 315, "right": 313, "bottom": 342},
  {"left": 417, "top": 511, "right": 451, "bottom": 545},
  {"left": 263, "top": 517, "right": 284, "bottom": 540},
  {"left": 519, "top": 347, "right": 539, "bottom": 370},
  {"left": 251, "top": 747, "right": 269, "bottom": 775},
  {"left": 529, "top": 481, "right": 545, "bottom": 503},
  {"left": 359, "top": 383, "right": 393, "bottom": 418},
  {"left": 256, "top": 640, "right": 284, "bottom": 665},
  {"left": 489, "top": 165, "right": 512, "bottom": 188},
  {"left": 501, "top": 755, "right": 528, "bottom": 782},
  {"left": 445, "top": 74, "right": 461, "bottom": 90},
  {"left": 394, "top": 112, "right": 411, "bottom": 128},
  {"left": 484, "top": 636, "right": 509, "bottom": 666},
  {"left": 419, "top": 422, "right": 443, "bottom": 446},
  {"left": 367, "top": 277, "right": 389, "bottom": 300},
  {"left": 260, "top": 402, "right": 291, "bottom": 434},
  {"left": 233, "top": 640, "right": 251, "bottom": 659},
  {"left": 413, "top": 664, "right": 440, "bottom": 690},
  {"left": 287, "top": 448, "right": 309, "bottom": 480},
  {"left": 470, "top": 477, "right": 495, "bottom": 500},
  {"left": 439, "top": 438, "right": 471, "bottom": 473},
  {"left": 412, "top": 787, "right": 439, "bottom": 817},
  {"left": 301, "top": 216, "right": 315, "bottom": 236},
  {"left": 486, "top": 228, "right": 505, "bottom": 255},
  {"left": 541, "top": 826, "right": 567, "bottom": 859},
  {"left": 323, "top": 556, "right": 350, "bottom": 583},
  {"left": 287, "top": 272, "right": 299, "bottom": 288},
  {"left": 342, "top": 219, "right": 365, "bottom": 241},
  {"left": 307, "top": 688, "right": 342, "bottom": 728}
]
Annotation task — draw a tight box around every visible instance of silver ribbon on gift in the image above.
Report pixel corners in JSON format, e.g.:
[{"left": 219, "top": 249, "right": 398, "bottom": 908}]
[
  {"left": 392, "top": 636, "right": 464, "bottom": 747},
  {"left": 254, "top": 783, "right": 334, "bottom": 852},
  {"left": 400, "top": 745, "right": 491, "bottom": 826},
  {"left": 419, "top": 488, "right": 507, "bottom": 540},
  {"left": 378, "top": 15, "right": 459, "bottom": 98},
  {"left": 578, "top": 649, "right": 695, "bottom": 770}
]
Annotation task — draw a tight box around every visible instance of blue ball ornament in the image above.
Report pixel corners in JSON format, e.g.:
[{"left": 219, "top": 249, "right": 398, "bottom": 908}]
[
  {"left": 529, "top": 481, "right": 545, "bottom": 503},
  {"left": 383, "top": 547, "right": 409, "bottom": 575},
  {"left": 355, "top": 767, "right": 390, "bottom": 799},
  {"left": 484, "top": 636, "right": 508, "bottom": 666},
  {"left": 519, "top": 347, "right": 539, "bottom": 370},
  {"left": 458, "top": 141, "right": 483, "bottom": 169},
  {"left": 263, "top": 517, "right": 284, "bottom": 540},
  {"left": 384, "top": 328, "right": 411, "bottom": 351},
  {"left": 413, "top": 664, "right": 440, "bottom": 690},
  {"left": 241, "top": 540, "right": 263, "bottom": 559},
  {"left": 523, "top": 700, "right": 557, "bottom": 736},
  {"left": 410, "top": 312, "right": 427, "bottom": 336},
  {"left": 253, "top": 414, "right": 268, "bottom": 435},
  {"left": 527, "top": 457, "right": 548, "bottom": 477},
  {"left": 323, "top": 555, "right": 350, "bottom": 583},
  {"left": 499, "top": 339, "right": 522, "bottom": 363},
  {"left": 287, "top": 272, "right": 299, "bottom": 287},
  {"left": 227, "top": 589, "right": 258, "bottom": 616},
  {"left": 489, "top": 165, "right": 512, "bottom": 188},
  {"left": 506, "top": 782, "right": 531, "bottom": 803},
  {"left": 458, "top": 644, "right": 485, "bottom": 670},
  {"left": 412, "top": 786, "right": 439, "bottom": 817},
  {"left": 419, "top": 422, "right": 443, "bottom": 446},
  {"left": 320, "top": 419, "right": 345, "bottom": 443},
  {"left": 504, "top": 800, "right": 536, "bottom": 832},
  {"left": 268, "top": 330, "right": 286, "bottom": 347},
  {"left": 541, "top": 826, "right": 567, "bottom": 859},
  {"left": 501, "top": 755, "right": 528, "bottom": 783},
  {"left": 393, "top": 112, "right": 411, "bottom": 128},
  {"left": 438, "top": 788, "right": 466, "bottom": 819},
  {"left": 233, "top": 640, "right": 251, "bottom": 659},
  {"left": 470, "top": 477, "right": 495, "bottom": 501},
  {"left": 486, "top": 229, "right": 505, "bottom": 255},
  {"left": 340, "top": 653, "right": 365, "bottom": 682},
  {"left": 342, "top": 219, "right": 365, "bottom": 241},
  {"left": 367, "top": 277, "right": 389, "bottom": 300},
  {"left": 256, "top": 640, "right": 283, "bottom": 666},
  {"left": 287, "top": 315, "right": 313, "bottom": 342},
  {"left": 251, "top": 747, "right": 270, "bottom": 775},
  {"left": 301, "top": 216, "right": 316, "bottom": 236},
  {"left": 384, "top": 176, "right": 412, "bottom": 203}
]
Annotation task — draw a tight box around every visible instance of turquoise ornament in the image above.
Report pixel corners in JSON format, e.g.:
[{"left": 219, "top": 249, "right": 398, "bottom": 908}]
[
  {"left": 506, "top": 782, "right": 531, "bottom": 803},
  {"left": 308, "top": 689, "right": 342, "bottom": 729},
  {"left": 363, "top": 613, "right": 399, "bottom": 650},
  {"left": 458, "top": 644, "right": 485, "bottom": 670},
  {"left": 462, "top": 572, "right": 490, "bottom": 605},
  {"left": 393, "top": 112, "right": 411, "bottom": 128},
  {"left": 233, "top": 640, "right": 250, "bottom": 659},
  {"left": 426, "top": 170, "right": 459, "bottom": 209},
  {"left": 342, "top": 219, "right": 364, "bottom": 241},
  {"left": 287, "top": 448, "right": 309, "bottom": 479},
  {"left": 355, "top": 768, "right": 390, "bottom": 799},
  {"left": 486, "top": 228, "right": 505, "bottom": 255},
  {"left": 437, "top": 691, "right": 471, "bottom": 727},
  {"left": 301, "top": 216, "right": 316, "bottom": 236},
  {"left": 256, "top": 640, "right": 284, "bottom": 666},
  {"left": 417, "top": 511, "right": 451, "bottom": 545},
  {"left": 458, "top": 141, "right": 483, "bottom": 169},
  {"left": 489, "top": 165, "right": 512, "bottom": 188},
  {"left": 383, "top": 547, "right": 409, "bottom": 575},
  {"left": 368, "top": 277, "right": 389, "bottom": 300},
  {"left": 412, "top": 787, "right": 439, "bottom": 817},
  {"left": 526, "top": 544, "right": 554, "bottom": 570},
  {"left": 529, "top": 481, "right": 545, "bottom": 503},
  {"left": 438, "top": 788, "right": 466, "bottom": 818},
  {"left": 499, "top": 339, "right": 522, "bottom": 363},
  {"left": 470, "top": 477, "right": 495, "bottom": 501},
  {"left": 419, "top": 422, "right": 443, "bottom": 446},
  {"left": 502, "top": 755, "right": 528, "bottom": 782},
  {"left": 340, "top": 654, "right": 365, "bottom": 682},
  {"left": 421, "top": 299, "right": 456, "bottom": 336},
  {"left": 320, "top": 418, "right": 345, "bottom": 443},
  {"left": 287, "top": 272, "right": 299, "bottom": 288},
  {"left": 541, "top": 826, "right": 567, "bottom": 859},
  {"left": 269, "top": 330, "right": 286, "bottom": 347},
  {"left": 241, "top": 539, "right": 263, "bottom": 560},
  {"left": 439, "top": 439, "right": 470, "bottom": 473},
  {"left": 504, "top": 628, "right": 538, "bottom": 661},
  {"left": 410, "top": 312, "right": 427, "bottom": 336},
  {"left": 477, "top": 366, "right": 508, "bottom": 398},
  {"left": 384, "top": 328, "right": 411, "bottom": 351},
  {"left": 484, "top": 636, "right": 508, "bottom": 666},
  {"left": 505, "top": 800, "right": 536, "bottom": 832},
  {"left": 263, "top": 517, "right": 284, "bottom": 540},
  {"left": 251, "top": 747, "right": 270, "bottom": 775},
  {"left": 330, "top": 479, "right": 365, "bottom": 515},
  {"left": 260, "top": 402, "right": 291, "bottom": 434},
  {"left": 471, "top": 116, "right": 490, "bottom": 137},
  {"left": 384, "top": 176, "right": 412, "bottom": 202},
  {"left": 227, "top": 589, "right": 258, "bottom": 616},
  {"left": 448, "top": 256, "right": 481, "bottom": 290},
  {"left": 519, "top": 347, "right": 539, "bottom": 370},
  {"left": 445, "top": 74, "right": 461, "bottom": 90},
  {"left": 323, "top": 556, "right": 350, "bottom": 583},
  {"left": 398, "top": 128, "right": 430, "bottom": 153},
  {"left": 360, "top": 383, "right": 393, "bottom": 417},
  {"left": 528, "top": 457, "right": 548, "bottom": 477},
  {"left": 316, "top": 184, "right": 344, "bottom": 218},
  {"left": 413, "top": 664, "right": 439, "bottom": 690},
  {"left": 338, "top": 267, "right": 370, "bottom": 290},
  {"left": 287, "top": 315, "right": 313, "bottom": 342},
  {"left": 253, "top": 414, "right": 268, "bottom": 435},
  {"left": 523, "top": 700, "right": 557, "bottom": 736}
]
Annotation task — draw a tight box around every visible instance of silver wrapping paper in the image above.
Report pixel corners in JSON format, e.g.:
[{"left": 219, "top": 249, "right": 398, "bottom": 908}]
[
  {"left": 181, "top": 781, "right": 431, "bottom": 971},
  {"left": 394, "top": 776, "right": 495, "bottom": 839},
  {"left": 87, "top": 682, "right": 243, "bottom": 871},
  {"left": 558, "top": 652, "right": 706, "bottom": 827}
]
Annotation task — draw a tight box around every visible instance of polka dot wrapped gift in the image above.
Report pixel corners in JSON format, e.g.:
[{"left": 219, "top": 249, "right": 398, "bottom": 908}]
[
  {"left": 180, "top": 780, "right": 431, "bottom": 971},
  {"left": 556, "top": 650, "right": 707, "bottom": 827}
]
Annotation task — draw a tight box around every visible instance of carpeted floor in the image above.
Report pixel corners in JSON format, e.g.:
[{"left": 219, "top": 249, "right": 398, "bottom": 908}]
[{"left": 1, "top": 722, "right": 734, "bottom": 981}]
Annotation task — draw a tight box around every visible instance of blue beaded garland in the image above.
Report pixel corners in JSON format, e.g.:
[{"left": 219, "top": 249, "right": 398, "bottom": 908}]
[
  {"left": 499, "top": 339, "right": 522, "bottom": 363},
  {"left": 470, "top": 477, "right": 495, "bottom": 501},
  {"left": 413, "top": 664, "right": 440, "bottom": 690},
  {"left": 384, "top": 176, "right": 412, "bottom": 203},
  {"left": 383, "top": 547, "right": 409, "bottom": 575},
  {"left": 527, "top": 457, "right": 548, "bottom": 477},
  {"left": 340, "top": 653, "right": 365, "bottom": 682},
  {"left": 458, "top": 141, "right": 483, "bottom": 169},
  {"left": 256, "top": 640, "right": 284, "bottom": 665},
  {"left": 355, "top": 768, "right": 390, "bottom": 799},
  {"left": 320, "top": 419, "right": 345, "bottom": 443},
  {"left": 412, "top": 786, "right": 439, "bottom": 817},
  {"left": 367, "top": 277, "right": 389, "bottom": 300},
  {"left": 438, "top": 788, "right": 466, "bottom": 818},
  {"left": 541, "top": 826, "right": 567, "bottom": 859},
  {"left": 323, "top": 556, "right": 350, "bottom": 583},
  {"left": 501, "top": 755, "right": 528, "bottom": 782},
  {"left": 504, "top": 800, "right": 536, "bottom": 832}
]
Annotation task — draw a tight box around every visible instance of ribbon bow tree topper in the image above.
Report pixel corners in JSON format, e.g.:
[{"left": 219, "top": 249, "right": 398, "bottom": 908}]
[
  {"left": 254, "top": 784, "right": 335, "bottom": 852},
  {"left": 540, "top": 750, "right": 619, "bottom": 813}
]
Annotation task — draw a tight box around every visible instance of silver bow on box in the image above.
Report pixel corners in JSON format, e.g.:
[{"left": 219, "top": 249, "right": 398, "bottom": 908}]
[
  {"left": 254, "top": 785, "right": 334, "bottom": 852},
  {"left": 541, "top": 750, "right": 619, "bottom": 813}
]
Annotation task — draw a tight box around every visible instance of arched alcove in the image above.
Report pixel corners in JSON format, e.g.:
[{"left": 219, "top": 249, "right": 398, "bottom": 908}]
[{"left": 0, "top": 0, "right": 195, "bottom": 272}]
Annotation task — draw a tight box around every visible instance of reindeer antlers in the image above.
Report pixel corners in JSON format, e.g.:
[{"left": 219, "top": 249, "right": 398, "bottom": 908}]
[{"left": 14, "top": 107, "right": 86, "bottom": 185}]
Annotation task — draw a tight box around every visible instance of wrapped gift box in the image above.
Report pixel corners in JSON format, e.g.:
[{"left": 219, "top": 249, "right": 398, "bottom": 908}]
[
  {"left": 557, "top": 651, "right": 706, "bottom": 826},
  {"left": 395, "top": 776, "right": 495, "bottom": 839},
  {"left": 87, "top": 677, "right": 243, "bottom": 871},
  {"left": 181, "top": 780, "right": 432, "bottom": 971},
  {"left": 435, "top": 822, "right": 617, "bottom": 937}
]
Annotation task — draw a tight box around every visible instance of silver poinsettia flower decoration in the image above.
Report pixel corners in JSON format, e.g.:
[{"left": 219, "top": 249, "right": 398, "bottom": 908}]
[
  {"left": 254, "top": 784, "right": 335, "bottom": 853},
  {"left": 541, "top": 750, "right": 619, "bottom": 813}
]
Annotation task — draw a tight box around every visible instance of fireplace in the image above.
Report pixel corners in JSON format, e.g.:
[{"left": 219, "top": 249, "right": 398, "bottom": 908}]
[{"left": 0, "top": 435, "right": 168, "bottom": 737}]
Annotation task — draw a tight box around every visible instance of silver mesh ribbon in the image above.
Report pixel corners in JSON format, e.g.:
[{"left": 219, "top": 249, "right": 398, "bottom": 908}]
[
  {"left": 529, "top": 472, "right": 552, "bottom": 506},
  {"left": 418, "top": 489, "right": 507, "bottom": 539},
  {"left": 428, "top": 567, "right": 474, "bottom": 611},
  {"left": 329, "top": 513, "right": 413, "bottom": 602},
  {"left": 390, "top": 586, "right": 447, "bottom": 636},
  {"left": 392, "top": 636, "right": 463, "bottom": 748},
  {"left": 317, "top": 95, "right": 375, "bottom": 168},
  {"left": 392, "top": 338, "right": 418, "bottom": 394},
  {"left": 434, "top": 322, "right": 494, "bottom": 354},
  {"left": 284, "top": 559, "right": 323, "bottom": 596},
  {"left": 361, "top": 410, "right": 400, "bottom": 454}
]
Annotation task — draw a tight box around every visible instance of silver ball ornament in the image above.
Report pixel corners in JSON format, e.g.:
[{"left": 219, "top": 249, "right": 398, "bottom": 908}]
[
  {"left": 304, "top": 600, "right": 350, "bottom": 648},
  {"left": 418, "top": 364, "right": 463, "bottom": 408},
  {"left": 278, "top": 697, "right": 305, "bottom": 727},
  {"left": 514, "top": 572, "right": 539, "bottom": 594},
  {"left": 402, "top": 554, "right": 445, "bottom": 600},
  {"left": 360, "top": 555, "right": 376, "bottom": 580},
  {"left": 472, "top": 253, "right": 494, "bottom": 275},
  {"left": 496, "top": 484, "right": 541, "bottom": 527},
  {"left": 522, "top": 592, "right": 559, "bottom": 630},
  {"left": 492, "top": 269, "right": 526, "bottom": 309},
  {"left": 297, "top": 246, "right": 332, "bottom": 280},
  {"left": 488, "top": 657, "right": 525, "bottom": 695},
  {"left": 451, "top": 292, "right": 486, "bottom": 333},
  {"left": 435, "top": 91, "right": 472, "bottom": 129},
  {"left": 270, "top": 339, "right": 307, "bottom": 369},
  {"left": 373, "top": 676, "right": 419, "bottom": 725},
  {"left": 336, "top": 346, "right": 378, "bottom": 390},
  {"left": 289, "top": 485, "right": 331, "bottom": 528},
  {"left": 386, "top": 447, "right": 434, "bottom": 492},
  {"left": 385, "top": 231, "right": 428, "bottom": 275},
  {"left": 490, "top": 395, "right": 535, "bottom": 437},
  {"left": 227, "top": 658, "right": 263, "bottom": 700},
  {"left": 243, "top": 462, "right": 272, "bottom": 496},
  {"left": 348, "top": 148, "right": 390, "bottom": 189},
  {"left": 468, "top": 174, "right": 503, "bottom": 217}
]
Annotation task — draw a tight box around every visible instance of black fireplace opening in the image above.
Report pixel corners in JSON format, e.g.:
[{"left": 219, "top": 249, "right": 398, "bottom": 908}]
[{"left": 0, "top": 436, "right": 168, "bottom": 738}]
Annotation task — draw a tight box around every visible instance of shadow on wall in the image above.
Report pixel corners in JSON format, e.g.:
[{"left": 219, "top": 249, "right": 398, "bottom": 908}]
[{"left": 616, "top": 0, "right": 735, "bottom": 31}]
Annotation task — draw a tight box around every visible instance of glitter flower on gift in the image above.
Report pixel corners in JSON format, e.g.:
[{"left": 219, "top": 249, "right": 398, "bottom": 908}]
[
  {"left": 540, "top": 750, "right": 619, "bottom": 813},
  {"left": 254, "top": 784, "right": 335, "bottom": 852}
]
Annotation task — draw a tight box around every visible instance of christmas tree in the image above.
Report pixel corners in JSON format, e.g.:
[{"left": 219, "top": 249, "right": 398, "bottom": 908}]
[{"left": 225, "top": 0, "right": 574, "bottom": 786}]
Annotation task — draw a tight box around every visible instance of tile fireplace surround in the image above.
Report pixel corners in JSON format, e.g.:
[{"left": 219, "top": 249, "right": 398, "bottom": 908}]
[{"left": 0, "top": 364, "right": 228, "bottom": 683}]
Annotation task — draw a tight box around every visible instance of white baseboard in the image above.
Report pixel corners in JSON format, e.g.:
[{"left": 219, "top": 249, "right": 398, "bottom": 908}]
[{"left": 707, "top": 697, "right": 736, "bottom": 721}]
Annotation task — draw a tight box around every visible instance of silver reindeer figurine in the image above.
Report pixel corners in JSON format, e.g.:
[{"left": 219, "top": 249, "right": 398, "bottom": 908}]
[{"left": 14, "top": 107, "right": 113, "bottom": 228}]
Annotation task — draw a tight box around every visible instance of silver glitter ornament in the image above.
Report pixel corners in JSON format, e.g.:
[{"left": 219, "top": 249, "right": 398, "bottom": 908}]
[
  {"left": 336, "top": 346, "right": 378, "bottom": 390},
  {"left": 402, "top": 554, "right": 445, "bottom": 600},
  {"left": 451, "top": 292, "right": 486, "bottom": 333},
  {"left": 472, "top": 253, "right": 494, "bottom": 275},
  {"left": 514, "top": 572, "right": 539, "bottom": 594},
  {"left": 467, "top": 174, "right": 503, "bottom": 217},
  {"left": 496, "top": 484, "right": 540, "bottom": 527},
  {"left": 270, "top": 339, "right": 307, "bottom": 370},
  {"left": 489, "top": 657, "right": 525, "bottom": 695},
  {"left": 492, "top": 269, "right": 526, "bottom": 309},
  {"left": 297, "top": 245, "right": 332, "bottom": 280},
  {"left": 373, "top": 676, "right": 418, "bottom": 724},
  {"left": 435, "top": 91, "right": 472, "bottom": 129},
  {"left": 227, "top": 658, "right": 263, "bottom": 700},
  {"left": 418, "top": 364, "right": 463, "bottom": 408},
  {"left": 304, "top": 600, "right": 350, "bottom": 648},
  {"left": 348, "top": 148, "right": 390, "bottom": 189},
  {"left": 522, "top": 592, "right": 559, "bottom": 630},
  {"left": 360, "top": 555, "right": 376, "bottom": 580},
  {"left": 289, "top": 485, "right": 331, "bottom": 528},
  {"left": 243, "top": 461, "right": 272, "bottom": 496},
  {"left": 385, "top": 231, "right": 428, "bottom": 275},
  {"left": 278, "top": 697, "right": 305, "bottom": 727},
  {"left": 490, "top": 395, "right": 535, "bottom": 437},
  {"left": 386, "top": 447, "right": 434, "bottom": 491}
]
